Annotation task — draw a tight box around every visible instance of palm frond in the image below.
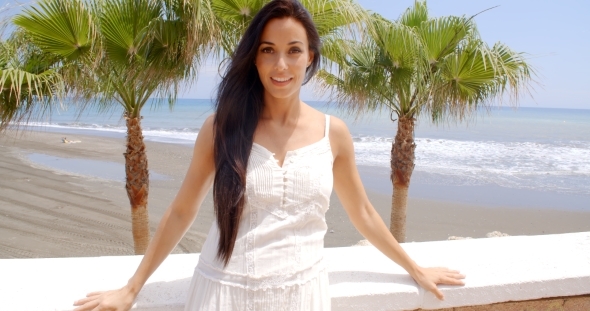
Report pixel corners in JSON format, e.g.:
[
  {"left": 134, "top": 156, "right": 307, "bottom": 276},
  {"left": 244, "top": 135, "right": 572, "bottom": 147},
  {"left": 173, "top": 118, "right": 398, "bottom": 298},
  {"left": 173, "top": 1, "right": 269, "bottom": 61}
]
[
  {"left": 174, "top": 0, "right": 218, "bottom": 62},
  {"left": 0, "top": 67, "right": 63, "bottom": 124},
  {"left": 99, "top": 0, "right": 161, "bottom": 66},
  {"left": 302, "top": 0, "right": 368, "bottom": 37},
  {"left": 318, "top": 36, "right": 400, "bottom": 116},
  {"left": 0, "top": 33, "right": 64, "bottom": 130},
  {"left": 399, "top": 0, "right": 428, "bottom": 28},
  {"left": 489, "top": 42, "right": 534, "bottom": 104},
  {"left": 418, "top": 16, "right": 476, "bottom": 66},
  {"left": 211, "top": 0, "right": 264, "bottom": 22},
  {"left": 427, "top": 41, "right": 533, "bottom": 123},
  {"left": 13, "top": 0, "right": 94, "bottom": 61}
]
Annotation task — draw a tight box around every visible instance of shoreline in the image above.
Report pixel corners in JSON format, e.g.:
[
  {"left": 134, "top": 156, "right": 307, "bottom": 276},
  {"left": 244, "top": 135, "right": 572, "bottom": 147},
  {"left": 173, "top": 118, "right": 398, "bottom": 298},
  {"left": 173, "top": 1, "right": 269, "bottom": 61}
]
[{"left": 1, "top": 129, "right": 589, "bottom": 258}]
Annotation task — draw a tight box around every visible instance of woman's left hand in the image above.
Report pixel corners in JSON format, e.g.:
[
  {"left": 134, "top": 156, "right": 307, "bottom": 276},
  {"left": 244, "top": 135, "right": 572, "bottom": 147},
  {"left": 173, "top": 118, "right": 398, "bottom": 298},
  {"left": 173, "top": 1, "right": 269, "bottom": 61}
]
[{"left": 411, "top": 267, "right": 465, "bottom": 300}]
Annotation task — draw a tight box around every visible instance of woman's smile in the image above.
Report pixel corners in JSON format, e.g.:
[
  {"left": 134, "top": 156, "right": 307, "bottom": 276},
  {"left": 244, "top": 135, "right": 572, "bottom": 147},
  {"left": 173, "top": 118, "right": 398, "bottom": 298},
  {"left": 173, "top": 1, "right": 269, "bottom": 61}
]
[{"left": 270, "top": 76, "right": 293, "bottom": 86}]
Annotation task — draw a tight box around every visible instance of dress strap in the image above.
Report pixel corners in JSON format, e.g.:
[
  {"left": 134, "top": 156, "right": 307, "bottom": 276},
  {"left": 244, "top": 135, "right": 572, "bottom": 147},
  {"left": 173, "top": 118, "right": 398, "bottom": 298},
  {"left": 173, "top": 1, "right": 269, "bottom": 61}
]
[{"left": 324, "top": 114, "right": 330, "bottom": 138}]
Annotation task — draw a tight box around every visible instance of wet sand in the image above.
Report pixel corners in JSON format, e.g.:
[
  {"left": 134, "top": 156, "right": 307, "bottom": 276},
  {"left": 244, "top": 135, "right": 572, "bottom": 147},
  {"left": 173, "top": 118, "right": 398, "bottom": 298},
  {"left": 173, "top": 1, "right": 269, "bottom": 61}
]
[{"left": 1, "top": 130, "right": 589, "bottom": 258}]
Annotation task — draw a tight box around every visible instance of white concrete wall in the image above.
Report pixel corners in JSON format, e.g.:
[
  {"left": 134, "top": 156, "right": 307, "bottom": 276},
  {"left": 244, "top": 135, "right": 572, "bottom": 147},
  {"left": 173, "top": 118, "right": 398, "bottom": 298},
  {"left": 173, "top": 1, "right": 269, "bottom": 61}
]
[{"left": 1, "top": 232, "right": 589, "bottom": 311}]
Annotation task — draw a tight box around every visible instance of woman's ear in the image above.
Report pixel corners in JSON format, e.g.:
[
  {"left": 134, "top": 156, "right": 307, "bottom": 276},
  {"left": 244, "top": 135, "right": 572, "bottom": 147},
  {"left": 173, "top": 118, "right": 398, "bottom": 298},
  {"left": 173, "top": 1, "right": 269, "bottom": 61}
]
[{"left": 307, "top": 51, "right": 314, "bottom": 68}]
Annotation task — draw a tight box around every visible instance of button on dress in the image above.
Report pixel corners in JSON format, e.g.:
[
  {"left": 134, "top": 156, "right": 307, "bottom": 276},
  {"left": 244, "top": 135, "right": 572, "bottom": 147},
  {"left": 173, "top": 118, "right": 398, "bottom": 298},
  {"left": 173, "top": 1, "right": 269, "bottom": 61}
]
[{"left": 184, "top": 115, "right": 334, "bottom": 311}]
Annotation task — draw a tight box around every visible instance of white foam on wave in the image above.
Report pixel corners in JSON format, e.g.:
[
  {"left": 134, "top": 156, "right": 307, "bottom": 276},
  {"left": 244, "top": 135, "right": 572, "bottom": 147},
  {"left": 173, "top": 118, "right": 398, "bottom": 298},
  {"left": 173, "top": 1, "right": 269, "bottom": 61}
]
[
  {"left": 21, "top": 122, "right": 199, "bottom": 144},
  {"left": 24, "top": 121, "right": 127, "bottom": 133},
  {"left": 353, "top": 136, "right": 590, "bottom": 195},
  {"left": 141, "top": 129, "right": 198, "bottom": 144},
  {"left": 415, "top": 138, "right": 590, "bottom": 175}
]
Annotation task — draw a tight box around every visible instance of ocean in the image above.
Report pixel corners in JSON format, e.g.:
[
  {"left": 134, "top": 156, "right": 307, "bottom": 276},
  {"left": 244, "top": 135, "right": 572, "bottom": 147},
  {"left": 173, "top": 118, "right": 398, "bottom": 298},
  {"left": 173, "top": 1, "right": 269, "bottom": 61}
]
[{"left": 20, "top": 98, "right": 590, "bottom": 210}]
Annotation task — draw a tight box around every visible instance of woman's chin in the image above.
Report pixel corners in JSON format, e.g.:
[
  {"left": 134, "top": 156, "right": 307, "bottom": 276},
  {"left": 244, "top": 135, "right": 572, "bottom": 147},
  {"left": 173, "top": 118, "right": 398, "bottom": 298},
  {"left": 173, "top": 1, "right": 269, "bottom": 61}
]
[{"left": 264, "top": 88, "right": 300, "bottom": 101}]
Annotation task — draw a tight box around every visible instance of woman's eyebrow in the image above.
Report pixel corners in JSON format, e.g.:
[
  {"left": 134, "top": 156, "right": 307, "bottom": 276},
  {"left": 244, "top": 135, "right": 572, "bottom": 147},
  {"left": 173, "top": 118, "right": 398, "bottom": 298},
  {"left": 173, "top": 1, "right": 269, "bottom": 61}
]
[{"left": 259, "top": 40, "right": 304, "bottom": 45}]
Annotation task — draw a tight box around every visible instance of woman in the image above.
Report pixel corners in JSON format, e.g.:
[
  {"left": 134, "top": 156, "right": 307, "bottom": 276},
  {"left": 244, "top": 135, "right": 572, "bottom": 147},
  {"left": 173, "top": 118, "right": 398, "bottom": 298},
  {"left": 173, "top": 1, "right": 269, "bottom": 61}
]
[{"left": 74, "top": 1, "right": 464, "bottom": 310}]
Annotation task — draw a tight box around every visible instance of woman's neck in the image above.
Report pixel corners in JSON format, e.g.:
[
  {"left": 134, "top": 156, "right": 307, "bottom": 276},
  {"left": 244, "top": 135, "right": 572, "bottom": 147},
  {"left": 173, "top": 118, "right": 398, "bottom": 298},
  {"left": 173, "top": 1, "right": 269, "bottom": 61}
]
[{"left": 261, "top": 92, "right": 303, "bottom": 125}]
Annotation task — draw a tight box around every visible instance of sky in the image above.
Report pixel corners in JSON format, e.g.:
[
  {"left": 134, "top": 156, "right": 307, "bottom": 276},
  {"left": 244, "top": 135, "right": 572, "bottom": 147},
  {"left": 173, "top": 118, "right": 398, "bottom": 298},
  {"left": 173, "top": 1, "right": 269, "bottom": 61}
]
[{"left": 2, "top": 0, "right": 589, "bottom": 109}]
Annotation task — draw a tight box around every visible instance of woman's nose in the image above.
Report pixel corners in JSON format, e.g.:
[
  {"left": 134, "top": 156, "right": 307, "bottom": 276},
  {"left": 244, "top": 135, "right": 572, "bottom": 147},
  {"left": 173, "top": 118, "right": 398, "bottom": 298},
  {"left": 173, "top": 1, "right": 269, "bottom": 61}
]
[{"left": 274, "top": 54, "right": 288, "bottom": 71}]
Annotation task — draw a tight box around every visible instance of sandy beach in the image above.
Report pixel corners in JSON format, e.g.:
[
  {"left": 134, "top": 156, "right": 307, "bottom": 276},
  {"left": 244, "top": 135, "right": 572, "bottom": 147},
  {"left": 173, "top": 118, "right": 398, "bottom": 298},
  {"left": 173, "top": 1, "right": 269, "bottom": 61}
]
[{"left": 1, "top": 130, "right": 589, "bottom": 258}]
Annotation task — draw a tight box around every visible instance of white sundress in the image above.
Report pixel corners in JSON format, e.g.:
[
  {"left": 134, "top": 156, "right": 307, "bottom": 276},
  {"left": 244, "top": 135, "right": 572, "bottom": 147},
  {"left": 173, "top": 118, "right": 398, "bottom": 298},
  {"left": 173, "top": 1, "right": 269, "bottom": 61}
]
[{"left": 185, "top": 115, "right": 334, "bottom": 311}]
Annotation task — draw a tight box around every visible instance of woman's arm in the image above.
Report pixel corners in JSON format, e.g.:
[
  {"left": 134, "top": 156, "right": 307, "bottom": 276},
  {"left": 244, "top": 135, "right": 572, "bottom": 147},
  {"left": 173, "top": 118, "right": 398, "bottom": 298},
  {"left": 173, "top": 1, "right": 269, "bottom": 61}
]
[
  {"left": 329, "top": 116, "right": 464, "bottom": 300},
  {"left": 73, "top": 115, "right": 217, "bottom": 311}
]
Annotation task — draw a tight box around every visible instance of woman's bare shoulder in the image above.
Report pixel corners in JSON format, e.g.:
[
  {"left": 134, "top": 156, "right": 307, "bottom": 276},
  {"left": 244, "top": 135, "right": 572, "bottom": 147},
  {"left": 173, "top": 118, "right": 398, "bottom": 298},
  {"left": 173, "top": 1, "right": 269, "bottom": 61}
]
[
  {"left": 327, "top": 115, "right": 350, "bottom": 137},
  {"left": 202, "top": 114, "right": 215, "bottom": 131},
  {"left": 193, "top": 114, "right": 216, "bottom": 151},
  {"left": 326, "top": 115, "right": 353, "bottom": 158},
  {"left": 299, "top": 103, "right": 351, "bottom": 146},
  {"left": 301, "top": 103, "right": 348, "bottom": 131}
]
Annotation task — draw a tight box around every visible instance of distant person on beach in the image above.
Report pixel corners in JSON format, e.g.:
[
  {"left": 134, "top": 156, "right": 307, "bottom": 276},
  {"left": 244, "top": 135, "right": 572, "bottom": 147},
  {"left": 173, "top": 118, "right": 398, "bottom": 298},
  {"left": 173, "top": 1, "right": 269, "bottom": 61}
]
[
  {"left": 73, "top": 1, "right": 464, "bottom": 310},
  {"left": 62, "top": 137, "right": 81, "bottom": 144}
]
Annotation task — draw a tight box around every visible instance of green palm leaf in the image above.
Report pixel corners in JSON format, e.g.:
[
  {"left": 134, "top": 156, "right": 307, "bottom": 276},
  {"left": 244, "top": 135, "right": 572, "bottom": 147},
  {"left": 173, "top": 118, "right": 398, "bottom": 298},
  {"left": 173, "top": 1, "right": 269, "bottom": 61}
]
[
  {"left": 99, "top": 0, "right": 161, "bottom": 66},
  {"left": 212, "top": 0, "right": 264, "bottom": 21},
  {"left": 418, "top": 16, "right": 475, "bottom": 66},
  {"left": 490, "top": 42, "right": 532, "bottom": 102},
  {"left": 0, "top": 32, "right": 64, "bottom": 130},
  {"left": 301, "top": 0, "right": 367, "bottom": 37},
  {"left": 13, "top": 0, "right": 94, "bottom": 61},
  {"left": 399, "top": 0, "right": 428, "bottom": 28}
]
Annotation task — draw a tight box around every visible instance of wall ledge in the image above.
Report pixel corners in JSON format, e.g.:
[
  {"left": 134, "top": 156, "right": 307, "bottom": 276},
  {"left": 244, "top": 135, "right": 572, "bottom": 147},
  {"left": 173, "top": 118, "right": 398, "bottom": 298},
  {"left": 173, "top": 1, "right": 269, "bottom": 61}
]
[{"left": 1, "top": 232, "right": 589, "bottom": 310}]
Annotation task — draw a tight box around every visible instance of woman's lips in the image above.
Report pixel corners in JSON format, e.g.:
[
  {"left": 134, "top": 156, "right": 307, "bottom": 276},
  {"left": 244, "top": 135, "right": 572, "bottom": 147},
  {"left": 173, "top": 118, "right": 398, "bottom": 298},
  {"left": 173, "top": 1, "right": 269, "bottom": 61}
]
[{"left": 271, "top": 77, "right": 293, "bottom": 86}]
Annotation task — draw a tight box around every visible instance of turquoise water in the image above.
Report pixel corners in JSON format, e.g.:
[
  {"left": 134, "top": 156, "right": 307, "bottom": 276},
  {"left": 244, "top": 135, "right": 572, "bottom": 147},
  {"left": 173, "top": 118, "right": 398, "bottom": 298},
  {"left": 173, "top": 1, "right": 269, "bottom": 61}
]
[
  {"left": 27, "top": 153, "right": 169, "bottom": 182},
  {"left": 20, "top": 99, "right": 590, "bottom": 198}
]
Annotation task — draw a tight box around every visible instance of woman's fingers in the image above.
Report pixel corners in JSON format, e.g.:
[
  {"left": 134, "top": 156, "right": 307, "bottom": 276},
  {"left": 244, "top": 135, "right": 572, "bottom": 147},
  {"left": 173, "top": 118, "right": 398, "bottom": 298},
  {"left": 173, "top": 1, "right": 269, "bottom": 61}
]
[
  {"left": 442, "top": 272, "right": 465, "bottom": 281},
  {"left": 73, "top": 296, "right": 94, "bottom": 306},
  {"left": 414, "top": 266, "right": 466, "bottom": 301},
  {"left": 73, "top": 287, "right": 136, "bottom": 311},
  {"left": 74, "top": 291, "right": 104, "bottom": 306},
  {"left": 433, "top": 267, "right": 462, "bottom": 275},
  {"left": 431, "top": 268, "right": 465, "bottom": 281},
  {"left": 86, "top": 291, "right": 105, "bottom": 297},
  {"left": 433, "top": 287, "right": 445, "bottom": 300},
  {"left": 73, "top": 299, "right": 99, "bottom": 311},
  {"left": 424, "top": 282, "right": 445, "bottom": 300},
  {"left": 435, "top": 270, "right": 465, "bottom": 285},
  {"left": 440, "top": 276, "right": 465, "bottom": 285}
]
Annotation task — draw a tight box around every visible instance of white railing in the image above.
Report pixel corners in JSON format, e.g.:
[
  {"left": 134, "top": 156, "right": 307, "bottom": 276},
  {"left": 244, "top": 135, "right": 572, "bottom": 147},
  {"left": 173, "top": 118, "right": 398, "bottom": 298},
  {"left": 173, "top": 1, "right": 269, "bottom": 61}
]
[{"left": 1, "top": 232, "right": 589, "bottom": 310}]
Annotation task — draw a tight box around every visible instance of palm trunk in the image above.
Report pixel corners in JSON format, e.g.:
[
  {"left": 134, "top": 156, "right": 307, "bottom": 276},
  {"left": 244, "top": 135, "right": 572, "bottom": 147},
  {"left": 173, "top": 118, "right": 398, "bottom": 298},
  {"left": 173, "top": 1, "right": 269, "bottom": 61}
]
[
  {"left": 390, "top": 116, "right": 416, "bottom": 242},
  {"left": 124, "top": 115, "right": 150, "bottom": 254}
]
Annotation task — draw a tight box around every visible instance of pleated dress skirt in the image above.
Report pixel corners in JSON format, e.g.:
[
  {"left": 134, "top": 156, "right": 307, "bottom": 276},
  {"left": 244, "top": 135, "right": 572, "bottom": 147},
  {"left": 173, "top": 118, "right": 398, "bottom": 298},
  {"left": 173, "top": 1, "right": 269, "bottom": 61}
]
[{"left": 183, "top": 264, "right": 330, "bottom": 311}]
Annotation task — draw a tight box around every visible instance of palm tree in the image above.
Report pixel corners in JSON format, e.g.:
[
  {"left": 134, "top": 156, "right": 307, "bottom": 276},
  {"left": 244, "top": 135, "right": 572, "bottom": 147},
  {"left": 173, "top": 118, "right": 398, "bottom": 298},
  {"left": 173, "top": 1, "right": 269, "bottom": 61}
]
[
  {"left": 14, "top": 0, "right": 217, "bottom": 254},
  {"left": 319, "top": 1, "right": 533, "bottom": 242}
]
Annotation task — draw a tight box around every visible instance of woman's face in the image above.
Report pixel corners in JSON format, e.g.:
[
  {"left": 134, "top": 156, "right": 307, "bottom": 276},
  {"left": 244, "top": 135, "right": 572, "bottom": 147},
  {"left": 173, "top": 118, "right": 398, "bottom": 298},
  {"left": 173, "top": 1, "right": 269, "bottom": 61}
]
[{"left": 255, "top": 17, "right": 314, "bottom": 101}]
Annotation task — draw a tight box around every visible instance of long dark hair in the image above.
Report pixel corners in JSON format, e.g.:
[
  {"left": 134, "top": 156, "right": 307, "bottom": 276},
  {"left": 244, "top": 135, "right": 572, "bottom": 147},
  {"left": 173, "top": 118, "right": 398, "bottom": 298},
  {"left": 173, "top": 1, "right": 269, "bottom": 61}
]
[{"left": 213, "top": 0, "right": 321, "bottom": 266}]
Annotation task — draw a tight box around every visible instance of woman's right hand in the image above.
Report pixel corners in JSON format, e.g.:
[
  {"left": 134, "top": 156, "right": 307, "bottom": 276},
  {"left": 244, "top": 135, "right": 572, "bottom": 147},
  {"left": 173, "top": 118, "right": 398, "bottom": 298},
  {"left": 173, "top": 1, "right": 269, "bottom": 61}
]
[{"left": 73, "top": 285, "right": 136, "bottom": 311}]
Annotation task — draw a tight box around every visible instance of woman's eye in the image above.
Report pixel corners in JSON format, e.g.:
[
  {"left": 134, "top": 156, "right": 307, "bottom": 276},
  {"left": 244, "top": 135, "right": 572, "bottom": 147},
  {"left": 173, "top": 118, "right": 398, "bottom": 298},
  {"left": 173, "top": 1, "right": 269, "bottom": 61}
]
[
  {"left": 290, "top": 48, "right": 302, "bottom": 53},
  {"left": 261, "top": 47, "right": 272, "bottom": 53}
]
